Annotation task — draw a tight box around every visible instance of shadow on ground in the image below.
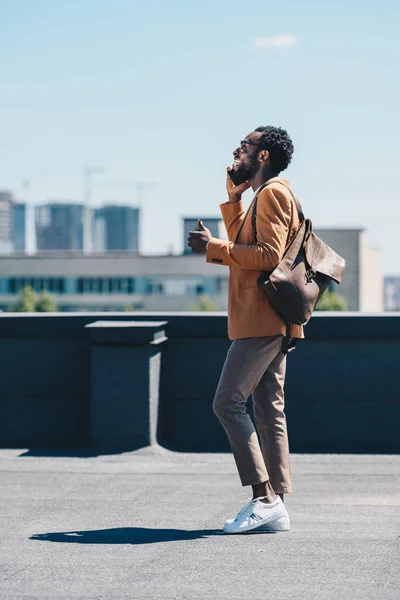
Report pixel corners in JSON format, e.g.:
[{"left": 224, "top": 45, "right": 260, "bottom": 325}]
[
  {"left": 30, "top": 526, "right": 276, "bottom": 545},
  {"left": 18, "top": 444, "right": 165, "bottom": 458},
  {"left": 30, "top": 527, "right": 222, "bottom": 545}
]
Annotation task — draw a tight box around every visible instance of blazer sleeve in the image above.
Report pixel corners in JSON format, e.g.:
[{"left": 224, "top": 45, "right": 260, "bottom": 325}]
[
  {"left": 219, "top": 200, "right": 246, "bottom": 241},
  {"left": 206, "top": 185, "right": 292, "bottom": 270}
]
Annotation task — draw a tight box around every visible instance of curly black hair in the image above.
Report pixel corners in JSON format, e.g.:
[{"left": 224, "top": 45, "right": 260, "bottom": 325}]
[{"left": 254, "top": 126, "right": 294, "bottom": 174}]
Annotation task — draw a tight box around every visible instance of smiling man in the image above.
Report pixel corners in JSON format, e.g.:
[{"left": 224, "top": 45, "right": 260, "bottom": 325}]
[{"left": 188, "top": 126, "right": 304, "bottom": 534}]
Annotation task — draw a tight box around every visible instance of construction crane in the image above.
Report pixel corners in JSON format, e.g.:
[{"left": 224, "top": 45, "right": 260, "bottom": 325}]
[{"left": 102, "top": 181, "right": 157, "bottom": 208}]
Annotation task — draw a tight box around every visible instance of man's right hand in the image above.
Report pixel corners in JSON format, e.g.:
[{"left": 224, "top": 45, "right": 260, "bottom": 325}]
[{"left": 226, "top": 168, "right": 251, "bottom": 202}]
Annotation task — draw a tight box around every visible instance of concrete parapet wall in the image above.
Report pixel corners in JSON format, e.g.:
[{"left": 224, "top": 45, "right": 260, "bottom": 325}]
[{"left": 0, "top": 312, "right": 399, "bottom": 453}]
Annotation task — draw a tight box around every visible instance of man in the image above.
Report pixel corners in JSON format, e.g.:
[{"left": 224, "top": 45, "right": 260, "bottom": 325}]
[{"left": 188, "top": 126, "right": 303, "bottom": 534}]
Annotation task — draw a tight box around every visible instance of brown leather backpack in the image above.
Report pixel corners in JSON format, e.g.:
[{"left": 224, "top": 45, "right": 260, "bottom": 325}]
[{"left": 253, "top": 181, "right": 346, "bottom": 353}]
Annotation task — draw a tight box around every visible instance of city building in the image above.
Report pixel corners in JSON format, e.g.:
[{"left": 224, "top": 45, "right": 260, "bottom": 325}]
[
  {"left": 0, "top": 220, "right": 383, "bottom": 313},
  {"left": 93, "top": 206, "right": 140, "bottom": 252},
  {"left": 35, "top": 203, "right": 84, "bottom": 251},
  {"left": 12, "top": 202, "right": 26, "bottom": 252},
  {"left": 0, "top": 191, "right": 14, "bottom": 254},
  {"left": 183, "top": 218, "right": 227, "bottom": 254},
  {"left": 384, "top": 276, "right": 400, "bottom": 311},
  {"left": 316, "top": 228, "right": 383, "bottom": 312},
  {"left": 0, "top": 254, "right": 228, "bottom": 312},
  {"left": 92, "top": 212, "right": 106, "bottom": 253}
]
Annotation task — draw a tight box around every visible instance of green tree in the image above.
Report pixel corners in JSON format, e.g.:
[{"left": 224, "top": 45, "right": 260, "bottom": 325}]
[
  {"left": 10, "top": 286, "right": 58, "bottom": 312},
  {"left": 36, "top": 290, "right": 58, "bottom": 312},
  {"left": 120, "top": 303, "right": 145, "bottom": 311},
  {"left": 11, "top": 286, "right": 37, "bottom": 312},
  {"left": 121, "top": 304, "right": 135, "bottom": 312},
  {"left": 190, "top": 295, "right": 219, "bottom": 312},
  {"left": 316, "top": 289, "right": 347, "bottom": 311}
]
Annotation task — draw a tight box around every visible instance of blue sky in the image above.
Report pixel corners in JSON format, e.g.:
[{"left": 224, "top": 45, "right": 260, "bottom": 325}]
[{"left": 0, "top": 0, "right": 399, "bottom": 272}]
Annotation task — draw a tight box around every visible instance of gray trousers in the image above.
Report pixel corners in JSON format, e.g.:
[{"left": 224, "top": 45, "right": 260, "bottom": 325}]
[{"left": 213, "top": 335, "right": 292, "bottom": 493}]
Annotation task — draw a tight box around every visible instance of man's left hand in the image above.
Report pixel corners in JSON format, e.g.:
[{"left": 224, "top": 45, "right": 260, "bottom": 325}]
[{"left": 187, "top": 219, "right": 212, "bottom": 254}]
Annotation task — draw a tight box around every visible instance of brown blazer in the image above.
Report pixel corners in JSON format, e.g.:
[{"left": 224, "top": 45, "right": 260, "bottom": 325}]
[{"left": 206, "top": 177, "right": 304, "bottom": 341}]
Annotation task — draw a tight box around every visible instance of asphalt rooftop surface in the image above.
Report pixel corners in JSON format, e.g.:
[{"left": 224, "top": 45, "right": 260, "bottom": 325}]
[{"left": 0, "top": 448, "right": 399, "bottom": 600}]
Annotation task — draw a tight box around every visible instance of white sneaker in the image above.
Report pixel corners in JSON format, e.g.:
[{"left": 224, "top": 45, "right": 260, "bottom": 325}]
[{"left": 223, "top": 496, "right": 290, "bottom": 534}]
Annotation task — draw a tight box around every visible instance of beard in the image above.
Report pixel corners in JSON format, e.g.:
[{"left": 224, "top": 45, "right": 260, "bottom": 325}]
[{"left": 229, "top": 155, "right": 259, "bottom": 186}]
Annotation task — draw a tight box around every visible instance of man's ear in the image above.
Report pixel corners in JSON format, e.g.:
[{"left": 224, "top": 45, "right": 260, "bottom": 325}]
[{"left": 258, "top": 150, "right": 269, "bottom": 163}]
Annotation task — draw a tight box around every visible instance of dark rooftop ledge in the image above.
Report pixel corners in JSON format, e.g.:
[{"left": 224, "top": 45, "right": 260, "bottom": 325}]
[
  {"left": 86, "top": 320, "right": 168, "bottom": 346},
  {"left": 0, "top": 311, "right": 399, "bottom": 340},
  {"left": 0, "top": 312, "right": 399, "bottom": 453}
]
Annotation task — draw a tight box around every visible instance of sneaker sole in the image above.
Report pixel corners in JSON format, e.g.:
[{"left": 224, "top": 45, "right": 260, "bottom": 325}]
[
  {"left": 223, "top": 513, "right": 290, "bottom": 534},
  {"left": 255, "top": 515, "right": 290, "bottom": 532}
]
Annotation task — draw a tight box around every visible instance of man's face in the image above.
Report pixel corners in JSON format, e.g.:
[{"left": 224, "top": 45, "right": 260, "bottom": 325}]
[{"left": 229, "top": 131, "right": 262, "bottom": 186}]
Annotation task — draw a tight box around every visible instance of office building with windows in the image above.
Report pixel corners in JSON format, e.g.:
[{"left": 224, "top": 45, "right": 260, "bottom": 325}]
[
  {"left": 384, "top": 276, "right": 400, "bottom": 311},
  {"left": 0, "top": 253, "right": 228, "bottom": 312},
  {"left": 315, "top": 228, "right": 383, "bottom": 312},
  {"left": 35, "top": 203, "right": 84, "bottom": 251},
  {"left": 93, "top": 206, "right": 140, "bottom": 252},
  {"left": 0, "top": 191, "right": 14, "bottom": 254},
  {"left": 0, "top": 221, "right": 382, "bottom": 313},
  {"left": 12, "top": 202, "right": 26, "bottom": 252}
]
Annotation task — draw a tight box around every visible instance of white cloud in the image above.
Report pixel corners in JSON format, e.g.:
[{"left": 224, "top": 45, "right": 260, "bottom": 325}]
[{"left": 253, "top": 35, "right": 297, "bottom": 50}]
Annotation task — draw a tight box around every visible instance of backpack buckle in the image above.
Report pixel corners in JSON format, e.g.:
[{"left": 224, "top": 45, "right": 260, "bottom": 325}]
[{"left": 305, "top": 269, "right": 316, "bottom": 284}]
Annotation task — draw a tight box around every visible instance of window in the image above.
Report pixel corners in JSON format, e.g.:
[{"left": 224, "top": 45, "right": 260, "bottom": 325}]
[
  {"left": 146, "top": 279, "right": 165, "bottom": 294},
  {"left": 74, "top": 277, "right": 135, "bottom": 295},
  {"left": 110, "top": 278, "right": 121, "bottom": 293},
  {"left": 90, "top": 278, "right": 101, "bottom": 293},
  {"left": 146, "top": 278, "right": 206, "bottom": 296},
  {"left": 7, "top": 277, "right": 67, "bottom": 294}
]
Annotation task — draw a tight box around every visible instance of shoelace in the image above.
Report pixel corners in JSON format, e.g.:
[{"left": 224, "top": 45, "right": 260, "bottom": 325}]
[
  {"left": 234, "top": 496, "right": 267, "bottom": 521},
  {"left": 233, "top": 498, "right": 253, "bottom": 521}
]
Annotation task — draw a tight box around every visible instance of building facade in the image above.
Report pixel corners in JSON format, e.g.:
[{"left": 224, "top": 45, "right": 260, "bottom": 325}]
[
  {"left": 94, "top": 206, "right": 140, "bottom": 252},
  {"left": 35, "top": 203, "right": 84, "bottom": 251},
  {"left": 12, "top": 202, "right": 26, "bottom": 252},
  {"left": 0, "top": 254, "right": 229, "bottom": 312},
  {"left": 0, "top": 191, "right": 14, "bottom": 254},
  {"left": 384, "top": 277, "right": 400, "bottom": 311},
  {"left": 315, "top": 228, "right": 383, "bottom": 312},
  {"left": 0, "top": 224, "right": 383, "bottom": 313}
]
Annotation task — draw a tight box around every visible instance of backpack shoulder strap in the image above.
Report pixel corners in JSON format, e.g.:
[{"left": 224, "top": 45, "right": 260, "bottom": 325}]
[{"left": 252, "top": 180, "right": 305, "bottom": 243}]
